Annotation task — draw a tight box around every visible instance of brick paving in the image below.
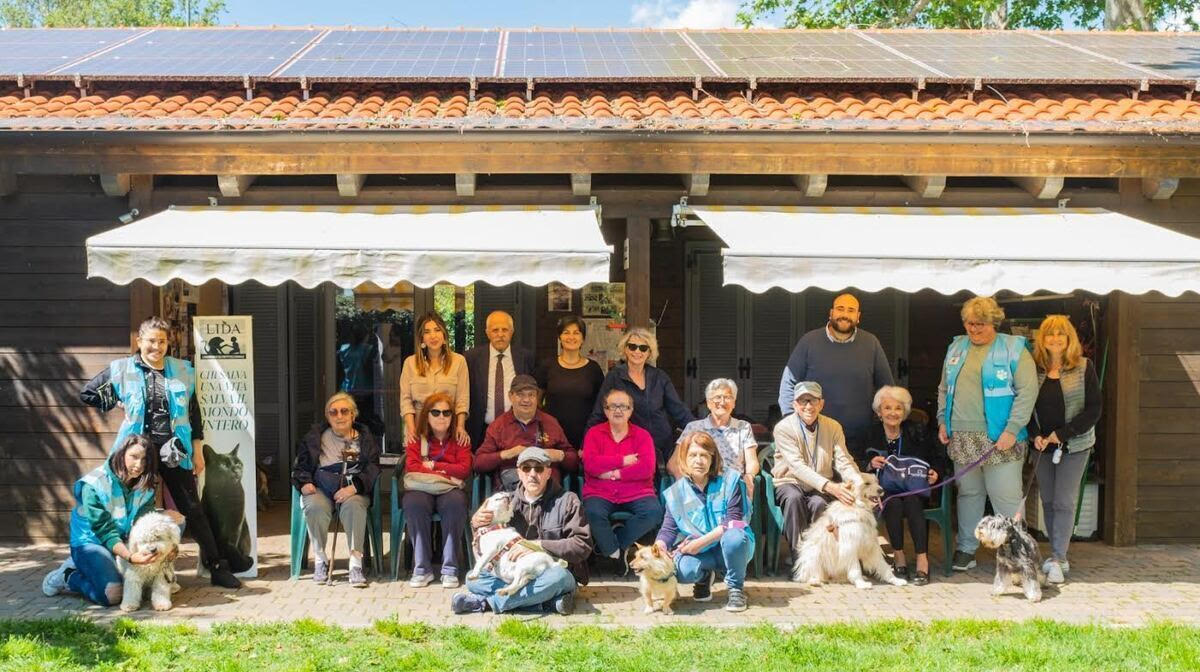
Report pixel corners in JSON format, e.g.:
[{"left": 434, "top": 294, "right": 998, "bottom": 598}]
[{"left": 4, "top": 505, "right": 1199, "bottom": 629}]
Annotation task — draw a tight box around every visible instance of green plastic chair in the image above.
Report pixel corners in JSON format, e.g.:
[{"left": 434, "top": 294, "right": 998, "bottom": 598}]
[
  {"left": 289, "top": 474, "right": 384, "bottom": 580},
  {"left": 389, "top": 470, "right": 475, "bottom": 581}
]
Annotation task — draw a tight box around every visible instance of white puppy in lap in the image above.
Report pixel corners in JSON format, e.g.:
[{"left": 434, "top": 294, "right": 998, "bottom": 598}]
[
  {"left": 466, "top": 491, "right": 567, "bottom": 596},
  {"left": 117, "top": 511, "right": 181, "bottom": 612}
]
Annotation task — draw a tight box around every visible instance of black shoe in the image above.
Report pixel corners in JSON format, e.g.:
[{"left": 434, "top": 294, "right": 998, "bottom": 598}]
[
  {"left": 912, "top": 571, "right": 930, "bottom": 586},
  {"left": 693, "top": 571, "right": 714, "bottom": 602},
  {"left": 893, "top": 565, "right": 910, "bottom": 581},
  {"left": 210, "top": 560, "right": 242, "bottom": 589},
  {"left": 451, "top": 592, "right": 489, "bottom": 614},
  {"left": 951, "top": 551, "right": 977, "bottom": 572},
  {"left": 553, "top": 591, "right": 575, "bottom": 615}
]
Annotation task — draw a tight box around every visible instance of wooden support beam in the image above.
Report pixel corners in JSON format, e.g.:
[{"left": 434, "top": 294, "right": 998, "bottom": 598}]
[
  {"left": 902, "top": 174, "right": 946, "bottom": 199},
  {"left": 0, "top": 172, "right": 14, "bottom": 197},
  {"left": 1141, "top": 177, "right": 1179, "bottom": 200},
  {"left": 455, "top": 172, "right": 476, "bottom": 197},
  {"left": 1012, "top": 175, "right": 1064, "bottom": 199},
  {"left": 1103, "top": 291, "right": 1140, "bottom": 547},
  {"left": 99, "top": 173, "right": 130, "bottom": 197},
  {"left": 217, "top": 174, "right": 256, "bottom": 197},
  {"left": 571, "top": 172, "right": 591, "bottom": 197},
  {"left": 336, "top": 173, "right": 366, "bottom": 197},
  {"left": 791, "top": 174, "right": 827, "bottom": 197},
  {"left": 682, "top": 173, "right": 710, "bottom": 196},
  {"left": 625, "top": 217, "right": 650, "bottom": 329}
]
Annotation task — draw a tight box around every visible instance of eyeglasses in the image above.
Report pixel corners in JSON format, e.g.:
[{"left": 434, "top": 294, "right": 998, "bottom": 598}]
[
  {"left": 605, "top": 403, "right": 631, "bottom": 412},
  {"left": 428, "top": 408, "right": 452, "bottom": 418},
  {"left": 626, "top": 343, "right": 650, "bottom": 353},
  {"left": 512, "top": 390, "right": 538, "bottom": 399},
  {"left": 794, "top": 398, "right": 820, "bottom": 408},
  {"left": 708, "top": 394, "right": 733, "bottom": 402},
  {"left": 519, "top": 464, "right": 546, "bottom": 474},
  {"left": 327, "top": 407, "right": 353, "bottom": 417},
  {"left": 963, "top": 321, "right": 990, "bottom": 330}
]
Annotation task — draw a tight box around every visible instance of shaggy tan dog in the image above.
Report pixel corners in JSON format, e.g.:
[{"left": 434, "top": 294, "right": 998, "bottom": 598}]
[{"left": 629, "top": 543, "right": 678, "bottom": 615}]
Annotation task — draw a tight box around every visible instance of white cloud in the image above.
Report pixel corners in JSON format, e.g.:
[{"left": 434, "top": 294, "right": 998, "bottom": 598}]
[{"left": 631, "top": 0, "right": 749, "bottom": 29}]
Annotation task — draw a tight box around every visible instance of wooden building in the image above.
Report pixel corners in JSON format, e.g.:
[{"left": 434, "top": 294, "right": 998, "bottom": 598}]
[{"left": 2, "top": 27, "right": 1200, "bottom": 546}]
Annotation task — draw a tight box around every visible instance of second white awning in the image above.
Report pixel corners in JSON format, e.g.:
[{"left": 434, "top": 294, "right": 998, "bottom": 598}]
[
  {"left": 687, "top": 206, "right": 1200, "bottom": 297},
  {"left": 87, "top": 205, "right": 612, "bottom": 288}
]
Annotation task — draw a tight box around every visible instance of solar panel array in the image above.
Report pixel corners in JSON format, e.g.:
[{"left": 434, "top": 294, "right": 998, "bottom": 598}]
[{"left": 1, "top": 27, "right": 1198, "bottom": 83}]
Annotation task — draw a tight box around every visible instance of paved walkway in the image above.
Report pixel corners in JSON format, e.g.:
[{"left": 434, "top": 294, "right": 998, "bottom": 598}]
[{"left": 4, "top": 505, "right": 1199, "bottom": 628}]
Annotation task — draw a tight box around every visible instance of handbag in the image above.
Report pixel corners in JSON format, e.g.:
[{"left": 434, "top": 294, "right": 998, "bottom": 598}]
[
  {"left": 403, "top": 438, "right": 463, "bottom": 495},
  {"left": 872, "top": 452, "right": 930, "bottom": 496}
]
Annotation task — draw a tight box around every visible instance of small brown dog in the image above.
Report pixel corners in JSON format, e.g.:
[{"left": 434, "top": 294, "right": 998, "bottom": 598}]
[{"left": 629, "top": 543, "right": 678, "bottom": 615}]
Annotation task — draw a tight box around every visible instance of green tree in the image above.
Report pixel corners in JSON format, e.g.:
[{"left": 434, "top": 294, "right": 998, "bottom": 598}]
[
  {"left": 737, "top": 0, "right": 1200, "bottom": 30},
  {"left": 0, "top": 0, "right": 226, "bottom": 27}
]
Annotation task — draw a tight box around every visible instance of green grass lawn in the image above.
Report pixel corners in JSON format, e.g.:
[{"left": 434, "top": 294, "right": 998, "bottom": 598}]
[{"left": 2, "top": 618, "right": 1197, "bottom": 671}]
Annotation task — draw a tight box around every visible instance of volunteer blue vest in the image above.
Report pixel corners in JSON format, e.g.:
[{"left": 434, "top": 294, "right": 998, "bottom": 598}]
[
  {"left": 664, "top": 471, "right": 754, "bottom": 553},
  {"left": 942, "top": 333, "right": 1029, "bottom": 442},
  {"left": 68, "top": 462, "right": 155, "bottom": 549},
  {"left": 109, "top": 355, "right": 195, "bottom": 470}
]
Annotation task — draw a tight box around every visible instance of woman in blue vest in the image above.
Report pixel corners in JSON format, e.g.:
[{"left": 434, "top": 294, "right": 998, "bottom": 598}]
[
  {"left": 80, "top": 317, "right": 243, "bottom": 588},
  {"left": 42, "top": 435, "right": 178, "bottom": 605},
  {"left": 1028, "top": 315, "right": 1101, "bottom": 585},
  {"left": 936, "top": 296, "right": 1037, "bottom": 573},
  {"left": 656, "top": 431, "right": 752, "bottom": 613}
]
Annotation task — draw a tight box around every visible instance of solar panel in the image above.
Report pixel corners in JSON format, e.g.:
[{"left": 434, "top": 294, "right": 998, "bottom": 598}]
[
  {"left": 0, "top": 28, "right": 142, "bottom": 76},
  {"left": 687, "top": 31, "right": 937, "bottom": 79},
  {"left": 280, "top": 29, "right": 500, "bottom": 78},
  {"left": 1051, "top": 32, "right": 1200, "bottom": 80},
  {"left": 70, "top": 28, "right": 319, "bottom": 77},
  {"left": 867, "top": 31, "right": 1154, "bottom": 80},
  {"left": 501, "top": 31, "right": 714, "bottom": 78}
]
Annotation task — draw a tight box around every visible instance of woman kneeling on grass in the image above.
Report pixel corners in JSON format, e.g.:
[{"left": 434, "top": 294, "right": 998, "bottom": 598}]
[
  {"left": 657, "top": 432, "right": 753, "bottom": 613},
  {"left": 43, "top": 435, "right": 182, "bottom": 606}
]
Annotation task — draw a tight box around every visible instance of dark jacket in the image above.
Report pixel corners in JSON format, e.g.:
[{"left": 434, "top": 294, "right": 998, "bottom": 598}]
[
  {"left": 464, "top": 343, "right": 536, "bottom": 447},
  {"left": 291, "top": 422, "right": 381, "bottom": 497},
  {"left": 587, "top": 363, "right": 694, "bottom": 460},
  {"left": 853, "top": 419, "right": 950, "bottom": 480},
  {"left": 507, "top": 480, "right": 593, "bottom": 585}
]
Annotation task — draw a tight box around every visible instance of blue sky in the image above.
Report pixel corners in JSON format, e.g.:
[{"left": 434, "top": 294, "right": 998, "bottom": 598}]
[{"left": 220, "top": 0, "right": 749, "bottom": 29}]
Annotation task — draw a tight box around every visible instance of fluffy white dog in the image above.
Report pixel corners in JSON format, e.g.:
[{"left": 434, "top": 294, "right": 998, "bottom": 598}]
[
  {"left": 466, "top": 491, "right": 568, "bottom": 597},
  {"left": 118, "top": 511, "right": 181, "bottom": 612},
  {"left": 791, "top": 473, "right": 907, "bottom": 589}
]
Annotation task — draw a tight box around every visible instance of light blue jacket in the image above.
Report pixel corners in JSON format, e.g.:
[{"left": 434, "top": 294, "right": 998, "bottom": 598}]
[{"left": 109, "top": 355, "right": 195, "bottom": 470}]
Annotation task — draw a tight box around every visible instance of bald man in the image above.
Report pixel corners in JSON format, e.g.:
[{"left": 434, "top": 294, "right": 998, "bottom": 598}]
[
  {"left": 777, "top": 293, "right": 894, "bottom": 451},
  {"left": 465, "top": 311, "right": 536, "bottom": 447}
]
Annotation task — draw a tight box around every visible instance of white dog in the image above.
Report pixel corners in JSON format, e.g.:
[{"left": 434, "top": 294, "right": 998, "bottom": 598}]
[
  {"left": 466, "top": 491, "right": 568, "bottom": 597},
  {"left": 117, "top": 512, "right": 181, "bottom": 612},
  {"left": 791, "top": 473, "right": 907, "bottom": 589}
]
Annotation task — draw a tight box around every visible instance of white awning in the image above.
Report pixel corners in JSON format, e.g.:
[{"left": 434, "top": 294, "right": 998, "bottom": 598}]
[
  {"left": 87, "top": 205, "right": 612, "bottom": 288},
  {"left": 687, "top": 206, "right": 1200, "bottom": 296}
]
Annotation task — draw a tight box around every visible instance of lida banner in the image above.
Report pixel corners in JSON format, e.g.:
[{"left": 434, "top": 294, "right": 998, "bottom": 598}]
[{"left": 192, "top": 316, "right": 258, "bottom": 577}]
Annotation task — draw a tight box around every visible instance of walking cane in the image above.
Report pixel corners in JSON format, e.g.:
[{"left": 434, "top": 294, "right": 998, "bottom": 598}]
[{"left": 326, "top": 436, "right": 361, "bottom": 586}]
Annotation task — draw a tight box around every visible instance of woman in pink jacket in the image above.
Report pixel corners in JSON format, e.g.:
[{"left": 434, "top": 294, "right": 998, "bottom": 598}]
[{"left": 581, "top": 388, "right": 663, "bottom": 572}]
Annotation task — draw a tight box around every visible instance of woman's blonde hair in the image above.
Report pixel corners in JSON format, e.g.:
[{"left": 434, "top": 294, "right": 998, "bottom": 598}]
[
  {"left": 961, "top": 296, "right": 1005, "bottom": 327},
  {"left": 617, "top": 327, "right": 659, "bottom": 365},
  {"left": 413, "top": 312, "right": 453, "bottom": 377},
  {"left": 1033, "top": 314, "right": 1084, "bottom": 371}
]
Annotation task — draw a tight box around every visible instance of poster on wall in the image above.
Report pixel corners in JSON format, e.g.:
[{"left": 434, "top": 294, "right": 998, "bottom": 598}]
[
  {"left": 547, "top": 282, "right": 573, "bottom": 312},
  {"left": 582, "top": 318, "right": 655, "bottom": 373},
  {"left": 193, "top": 316, "right": 258, "bottom": 578},
  {"left": 581, "top": 282, "right": 625, "bottom": 318}
]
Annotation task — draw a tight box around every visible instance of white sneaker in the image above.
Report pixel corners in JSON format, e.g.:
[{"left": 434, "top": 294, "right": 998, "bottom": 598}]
[
  {"left": 1045, "top": 559, "right": 1065, "bottom": 584},
  {"left": 42, "top": 560, "right": 72, "bottom": 597},
  {"left": 408, "top": 572, "right": 435, "bottom": 588},
  {"left": 441, "top": 575, "right": 460, "bottom": 589}
]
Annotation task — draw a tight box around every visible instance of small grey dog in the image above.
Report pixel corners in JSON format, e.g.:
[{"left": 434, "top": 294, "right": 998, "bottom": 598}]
[{"left": 974, "top": 515, "right": 1047, "bottom": 602}]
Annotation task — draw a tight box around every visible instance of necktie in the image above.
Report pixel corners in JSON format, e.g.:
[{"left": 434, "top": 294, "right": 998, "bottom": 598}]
[{"left": 493, "top": 352, "right": 505, "bottom": 421}]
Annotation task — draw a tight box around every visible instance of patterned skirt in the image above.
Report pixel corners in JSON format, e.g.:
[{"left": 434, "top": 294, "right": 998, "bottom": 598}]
[{"left": 948, "top": 430, "right": 1027, "bottom": 467}]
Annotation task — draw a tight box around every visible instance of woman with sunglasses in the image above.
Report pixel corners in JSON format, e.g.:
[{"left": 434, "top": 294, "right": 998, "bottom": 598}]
[
  {"left": 292, "top": 392, "right": 381, "bottom": 587},
  {"left": 402, "top": 391, "right": 472, "bottom": 588},
  {"left": 588, "top": 327, "right": 694, "bottom": 470}
]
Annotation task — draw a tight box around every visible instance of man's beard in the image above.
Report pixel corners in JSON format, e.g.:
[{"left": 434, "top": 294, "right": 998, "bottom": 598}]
[{"left": 829, "top": 318, "right": 857, "bottom": 335}]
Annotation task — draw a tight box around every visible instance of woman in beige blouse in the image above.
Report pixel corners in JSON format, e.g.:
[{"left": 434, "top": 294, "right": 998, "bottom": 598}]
[{"left": 400, "top": 312, "right": 470, "bottom": 445}]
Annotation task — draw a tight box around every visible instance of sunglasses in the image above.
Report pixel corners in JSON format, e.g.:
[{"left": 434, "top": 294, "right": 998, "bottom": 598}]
[
  {"left": 428, "top": 408, "right": 453, "bottom": 418},
  {"left": 326, "top": 407, "right": 353, "bottom": 417},
  {"left": 626, "top": 343, "right": 650, "bottom": 353},
  {"left": 519, "top": 464, "right": 547, "bottom": 474}
]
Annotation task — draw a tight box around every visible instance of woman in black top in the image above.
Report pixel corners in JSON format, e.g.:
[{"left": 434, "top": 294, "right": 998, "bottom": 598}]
[
  {"left": 535, "top": 316, "right": 605, "bottom": 451},
  {"left": 856, "top": 385, "right": 948, "bottom": 586}
]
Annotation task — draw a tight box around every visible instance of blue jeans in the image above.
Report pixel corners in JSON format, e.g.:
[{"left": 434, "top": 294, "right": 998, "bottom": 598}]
[
  {"left": 583, "top": 495, "right": 664, "bottom": 557},
  {"left": 67, "top": 543, "right": 123, "bottom": 607},
  {"left": 465, "top": 565, "right": 576, "bottom": 613},
  {"left": 674, "top": 528, "right": 751, "bottom": 590}
]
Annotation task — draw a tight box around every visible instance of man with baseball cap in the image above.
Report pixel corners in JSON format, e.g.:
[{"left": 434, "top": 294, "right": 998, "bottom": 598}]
[
  {"left": 474, "top": 374, "right": 578, "bottom": 492},
  {"left": 770, "top": 381, "right": 863, "bottom": 571},
  {"left": 452, "top": 445, "right": 593, "bottom": 615}
]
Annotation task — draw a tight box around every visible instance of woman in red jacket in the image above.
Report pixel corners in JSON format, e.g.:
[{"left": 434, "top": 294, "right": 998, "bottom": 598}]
[{"left": 402, "top": 391, "right": 472, "bottom": 589}]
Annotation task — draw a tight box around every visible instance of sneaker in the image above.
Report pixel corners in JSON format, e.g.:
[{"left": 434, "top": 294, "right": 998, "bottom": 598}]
[
  {"left": 693, "top": 570, "right": 714, "bottom": 602},
  {"left": 42, "top": 560, "right": 71, "bottom": 597},
  {"left": 1060, "top": 559, "right": 1070, "bottom": 574},
  {"left": 553, "top": 591, "right": 575, "bottom": 615},
  {"left": 441, "top": 575, "right": 460, "bottom": 589},
  {"left": 312, "top": 558, "right": 329, "bottom": 583},
  {"left": 349, "top": 565, "right": 368, "bottom": 588},
  {"left": 451, "top": 592, "right": 489, "bottom": 614},
  {"left": 1045, "top": 559, "right": 1065, "bottom": 584},
  {"left": 210, "top": 560, "right": 242, "bottom": 589},
  {"left": 724, "top": 588, "right": 748, "bottom": 612},
  {"left": 408, "top": 572, "right": 435, "bottom": 588},
  {"left": 951, "top": 551, "right": 976, "bottom": 572}
]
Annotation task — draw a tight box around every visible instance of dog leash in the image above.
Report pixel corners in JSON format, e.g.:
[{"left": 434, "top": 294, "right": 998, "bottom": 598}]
[{"left": 877, "top": 444, "right": 997, "bottom": 510}]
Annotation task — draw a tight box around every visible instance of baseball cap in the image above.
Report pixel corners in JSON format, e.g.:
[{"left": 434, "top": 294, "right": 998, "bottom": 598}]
[{"left": 792, "top": 381, "right": 824, "bottom": 400}]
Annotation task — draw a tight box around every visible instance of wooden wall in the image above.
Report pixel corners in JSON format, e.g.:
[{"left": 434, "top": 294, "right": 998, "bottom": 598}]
[{"left": 0, "top": 176, "right": 131, "bottom": 542}]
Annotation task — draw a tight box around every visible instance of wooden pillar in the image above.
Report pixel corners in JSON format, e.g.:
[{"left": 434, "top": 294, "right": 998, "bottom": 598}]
[
  {"left": 127, "top": 174, "right": 156, "bottom": 348},
  {"left": 625, "top": 217, "right": 651, "bottom": 328},
  {"left": 1103, "top": 291, "right": 1140, "bottom": 546}
]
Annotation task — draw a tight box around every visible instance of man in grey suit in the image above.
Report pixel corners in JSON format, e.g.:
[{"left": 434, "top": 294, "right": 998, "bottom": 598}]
[{"left": 465, "top": 310, "right": 535, "bottom": 448}]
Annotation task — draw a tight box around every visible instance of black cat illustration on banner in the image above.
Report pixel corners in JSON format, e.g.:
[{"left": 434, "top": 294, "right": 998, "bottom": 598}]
[{"left": 201, "top": 443, "right": 254, "bottom": 573}]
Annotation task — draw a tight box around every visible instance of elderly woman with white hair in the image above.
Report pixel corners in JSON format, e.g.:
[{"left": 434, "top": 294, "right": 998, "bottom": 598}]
[
  {"left": 855, "top": 385, "right": 948, "bottom": 585},
  {"left": 678, "top": 378, "right": 760, "bottom": 496},
  {"left": 936, "top": 296, "right": 1037, "bottom": 573},
  {"left": 588, "top": 327, "right": 694, "bottom": 469}
]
